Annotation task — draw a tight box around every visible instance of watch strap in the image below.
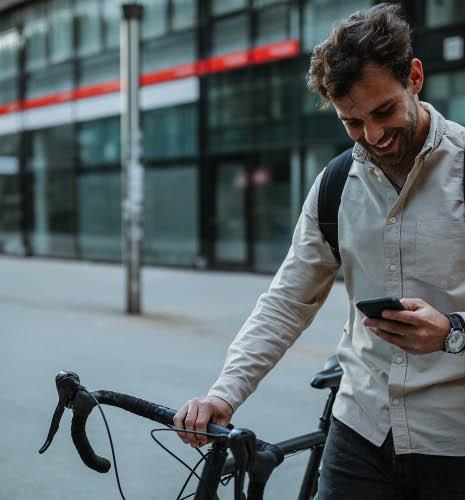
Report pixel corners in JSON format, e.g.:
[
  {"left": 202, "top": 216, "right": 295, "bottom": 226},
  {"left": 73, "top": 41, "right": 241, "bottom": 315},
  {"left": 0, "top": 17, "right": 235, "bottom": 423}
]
[{"left": 447, "top": 313, "right": 465, "bottom": 331}]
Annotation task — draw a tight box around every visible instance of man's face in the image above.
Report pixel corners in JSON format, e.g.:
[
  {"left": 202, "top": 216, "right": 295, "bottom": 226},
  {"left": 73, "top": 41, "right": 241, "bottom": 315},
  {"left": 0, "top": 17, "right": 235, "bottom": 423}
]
[{"left": 332, "top": 62, "right": 422, "bottom": 170}]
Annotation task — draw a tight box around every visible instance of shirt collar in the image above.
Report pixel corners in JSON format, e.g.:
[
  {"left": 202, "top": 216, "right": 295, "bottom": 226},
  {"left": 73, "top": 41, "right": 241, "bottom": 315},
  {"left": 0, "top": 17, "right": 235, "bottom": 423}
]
[{"left": 352, "top": 100, "right": 446, "bottom": 167}]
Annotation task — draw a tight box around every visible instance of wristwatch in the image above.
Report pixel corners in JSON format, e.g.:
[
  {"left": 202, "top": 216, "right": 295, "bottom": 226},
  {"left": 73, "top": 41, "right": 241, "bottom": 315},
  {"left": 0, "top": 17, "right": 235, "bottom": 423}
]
[{"left": 444, "top": 313, "right": 465, "bottom": 355}]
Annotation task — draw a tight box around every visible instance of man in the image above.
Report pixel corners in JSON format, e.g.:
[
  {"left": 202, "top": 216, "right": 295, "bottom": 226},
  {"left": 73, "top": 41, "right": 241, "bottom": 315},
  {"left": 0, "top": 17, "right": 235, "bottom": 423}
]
[{"left": 174, "top": 4, "right": 465, "bottom": 498}]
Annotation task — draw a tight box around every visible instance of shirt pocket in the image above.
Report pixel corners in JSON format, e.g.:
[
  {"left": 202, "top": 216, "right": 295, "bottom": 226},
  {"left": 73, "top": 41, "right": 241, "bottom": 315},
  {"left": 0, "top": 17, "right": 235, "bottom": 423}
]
[{"left": 415, "top": 220, "right": 465, "bottom": 289}]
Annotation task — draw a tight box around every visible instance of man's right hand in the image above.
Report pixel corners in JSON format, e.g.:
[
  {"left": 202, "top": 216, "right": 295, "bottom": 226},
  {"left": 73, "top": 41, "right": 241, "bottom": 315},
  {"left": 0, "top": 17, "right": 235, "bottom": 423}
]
[{"left": 174, "top": 395, "right": 234, "bottom": 448}]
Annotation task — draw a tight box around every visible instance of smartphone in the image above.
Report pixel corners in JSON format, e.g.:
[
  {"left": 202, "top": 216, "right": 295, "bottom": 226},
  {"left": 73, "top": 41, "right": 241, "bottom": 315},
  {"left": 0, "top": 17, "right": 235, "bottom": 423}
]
[{"left": 356, "top": 296, "right": 405, "bottom": 319}]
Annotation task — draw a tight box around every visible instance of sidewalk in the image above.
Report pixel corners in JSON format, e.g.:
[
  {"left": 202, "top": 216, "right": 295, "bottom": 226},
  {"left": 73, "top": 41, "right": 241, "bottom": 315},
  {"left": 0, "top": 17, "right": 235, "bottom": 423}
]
[{"left": 0, "top": 256, "right": 345, "bottom": 500}]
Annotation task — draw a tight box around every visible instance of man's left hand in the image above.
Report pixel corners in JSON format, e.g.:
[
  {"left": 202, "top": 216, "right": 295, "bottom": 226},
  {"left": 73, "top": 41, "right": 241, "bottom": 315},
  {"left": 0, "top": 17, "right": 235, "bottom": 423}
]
[{"left": 362, "top": 298, "right": 451, "bottom": 354}]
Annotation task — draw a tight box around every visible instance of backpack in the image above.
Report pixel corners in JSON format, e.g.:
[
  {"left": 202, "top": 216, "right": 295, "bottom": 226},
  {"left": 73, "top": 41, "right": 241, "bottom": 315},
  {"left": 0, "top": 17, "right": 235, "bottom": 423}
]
[{"left": 317, "top": 147, "right": 465, "bottom": 261}]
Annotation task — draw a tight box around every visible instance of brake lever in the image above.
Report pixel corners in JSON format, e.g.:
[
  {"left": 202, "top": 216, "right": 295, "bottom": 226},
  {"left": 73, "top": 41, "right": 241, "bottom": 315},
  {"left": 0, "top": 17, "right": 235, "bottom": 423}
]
[
  {"left": 228, "top": 428, "right": 256, "bottom": 500},
  {"left": 39, "top": 371, "right": 81, "bottom": 454}
]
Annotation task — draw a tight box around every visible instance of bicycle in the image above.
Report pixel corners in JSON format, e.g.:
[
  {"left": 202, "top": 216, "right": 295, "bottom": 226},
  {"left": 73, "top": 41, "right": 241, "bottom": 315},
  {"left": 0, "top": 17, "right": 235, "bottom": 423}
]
[{"left": 39, "top": 355, "right": 342, "bottom": 500}]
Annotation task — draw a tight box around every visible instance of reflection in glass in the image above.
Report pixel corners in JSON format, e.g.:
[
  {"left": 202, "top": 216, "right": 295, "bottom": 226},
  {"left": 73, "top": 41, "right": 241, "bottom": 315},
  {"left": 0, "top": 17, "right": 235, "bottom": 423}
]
[
  {"left": 303, "top": 0, "right": 370, "bottom": 50},
  {"left": 252, "top": 156, "right": 291, "bottom": 272},
  {"left": 0, "top": 25, "right": 20, "bottom": 79},
  {"left": 76, "top": 0, "right": 102, "bottom": 57},
  {"left": 26, "top": 63, "right": 73, "bottom": 99},
  {"left": 142, "top": 104, "right": 197, "bottom": 159},
  {"left": 0, "top": 133, "right": 22, "bottom": 254},
  {"left": 304, "top": 145, "right": 336, "bottom": 193},
  {"left": 103, "top": 0, "right": 125, "bottom": 48},
  {"left": 142, "top": 32, "right": 195, "bottom": 72},
  {"left": 31, "top": 172, "right": 76, "bottom": 257},
  {"left": 49, "top": 0, "right": 73, "bottom": 64},
  {"left": 79, "top": 52, "right": 119, "bottom": 87},
  {"left": 215, "top": 163, "right": 247, "bottom": 263},
  {"left": 212, "top": 15, "right": 249, "bottom": 56},
  {"left": 79, "top": 172, "right": 121, "bottom": 260},
  {"left": 140, "top": 0, "right": 168, "bottom": 40},
  {"left": 172, "top": 0, "right": 197, "bottom": 30},
  {"left": 423, "top": 70, "right": 465, "bottom": 126},
  {"left": 212, "top": 0, "right": 247, "bottom": 16},
  {"left": 425, "top": 0, "right": 465, "bottom": 28},
  {"left": 78, "top": 117, "right": 121, "bottom": 167},
  {"left": 27, "top": 126, "right": 75, "bottom": 256},
  {"left": 256, "top": 5, "right": 288, "bottom": 46},
  {"left": 23, "top": 4, "right": 47, "bottom": 71},
  {"left": 144, "top": 166, "right": 198, "bottom": 265}
]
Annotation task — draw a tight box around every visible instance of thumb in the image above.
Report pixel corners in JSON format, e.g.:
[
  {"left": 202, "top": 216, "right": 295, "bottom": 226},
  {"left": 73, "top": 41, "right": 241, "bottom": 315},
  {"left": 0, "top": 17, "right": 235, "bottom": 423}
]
[{"left": 401, "top": 297, "right": 426, "bottom": 311}]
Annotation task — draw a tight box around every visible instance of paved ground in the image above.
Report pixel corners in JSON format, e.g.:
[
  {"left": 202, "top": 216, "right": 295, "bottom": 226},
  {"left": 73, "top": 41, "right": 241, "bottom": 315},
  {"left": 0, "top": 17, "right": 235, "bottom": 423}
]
[{"left": 0, "top": 256, "right": 346, "bottom": 500}]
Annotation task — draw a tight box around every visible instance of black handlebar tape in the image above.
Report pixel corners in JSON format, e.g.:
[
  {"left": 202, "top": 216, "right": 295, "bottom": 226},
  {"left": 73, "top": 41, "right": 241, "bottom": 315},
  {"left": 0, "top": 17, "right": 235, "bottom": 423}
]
[
  {"left": 94, "top": 390, "right": 231, "bottom": 436},
  {"left": 71, "top": 412, "right": 112, "bottom": 473}
]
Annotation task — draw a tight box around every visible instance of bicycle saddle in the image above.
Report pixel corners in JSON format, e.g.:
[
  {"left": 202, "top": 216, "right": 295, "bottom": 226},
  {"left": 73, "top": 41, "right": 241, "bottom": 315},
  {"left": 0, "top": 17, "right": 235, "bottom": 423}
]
[{"left": 310, "top": 355, "right": 343, "bottom": 390}]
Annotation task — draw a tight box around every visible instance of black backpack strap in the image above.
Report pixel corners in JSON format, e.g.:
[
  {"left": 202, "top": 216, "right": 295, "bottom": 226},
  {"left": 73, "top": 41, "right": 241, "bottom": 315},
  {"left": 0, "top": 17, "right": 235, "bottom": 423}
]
[{"left": 318, "top": 147, "right": 354, "bottom": 261}]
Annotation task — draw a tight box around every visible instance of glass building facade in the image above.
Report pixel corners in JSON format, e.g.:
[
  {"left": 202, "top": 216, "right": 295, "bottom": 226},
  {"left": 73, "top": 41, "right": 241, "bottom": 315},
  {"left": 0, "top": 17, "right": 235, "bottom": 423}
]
[{"left": 0, "top": 0, "right": 464, "bottom": 272}]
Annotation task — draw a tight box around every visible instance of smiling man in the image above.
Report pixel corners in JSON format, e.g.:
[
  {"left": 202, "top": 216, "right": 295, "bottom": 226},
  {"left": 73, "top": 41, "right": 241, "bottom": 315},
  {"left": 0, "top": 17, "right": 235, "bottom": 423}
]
[{"left": 175, "top": 4, "right": 465, "bottom": 498}]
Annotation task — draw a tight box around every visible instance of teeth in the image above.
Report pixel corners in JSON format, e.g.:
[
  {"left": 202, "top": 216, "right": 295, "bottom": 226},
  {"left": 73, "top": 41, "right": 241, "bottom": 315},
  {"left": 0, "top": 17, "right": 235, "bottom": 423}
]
[{"left": 377, "top": 134, "right": 394, "bottom": 149}]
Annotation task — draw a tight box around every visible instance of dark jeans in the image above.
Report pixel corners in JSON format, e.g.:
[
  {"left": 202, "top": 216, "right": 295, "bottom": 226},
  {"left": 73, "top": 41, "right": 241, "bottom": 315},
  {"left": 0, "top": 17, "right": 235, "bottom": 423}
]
[{"left": 317, "top": 417, "right": 465, "bottom": 500}]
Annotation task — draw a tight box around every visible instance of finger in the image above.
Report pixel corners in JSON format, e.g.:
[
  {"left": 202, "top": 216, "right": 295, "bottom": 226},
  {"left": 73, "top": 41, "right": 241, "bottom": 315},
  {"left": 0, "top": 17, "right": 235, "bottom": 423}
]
[
  {"left": 381, "top": 309, "right": 421, "bottom": 325},
  {"left": 400, "top": 297, "right": 425, "bottom": 310},
  {"left": 369, "top": 318, "right": 415, "bottom": 336},
  {"left": 195, "top": 404, "right": 211, "bottom": 446},
  {"left": 372, "top": 327, "right": 413, "bottom": 351},
  {"left": 173, "top": 404, "right": 189, "bottom": 443},
  {"left": 184, "top": 402, "right": 199, "bottom": 446}
]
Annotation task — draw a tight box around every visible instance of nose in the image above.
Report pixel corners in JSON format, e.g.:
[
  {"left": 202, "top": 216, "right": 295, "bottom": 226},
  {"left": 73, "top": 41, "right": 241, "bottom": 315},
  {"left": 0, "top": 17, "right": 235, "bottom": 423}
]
[{"left": 363, "top": 121, "right": 384, "bottom": 146}]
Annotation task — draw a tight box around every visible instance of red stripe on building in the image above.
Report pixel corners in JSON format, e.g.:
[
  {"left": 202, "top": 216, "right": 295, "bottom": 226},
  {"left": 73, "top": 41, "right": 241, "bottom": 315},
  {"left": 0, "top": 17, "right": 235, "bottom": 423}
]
[{"left": 0, "top": 39, "right": 300, "bottom": 116}]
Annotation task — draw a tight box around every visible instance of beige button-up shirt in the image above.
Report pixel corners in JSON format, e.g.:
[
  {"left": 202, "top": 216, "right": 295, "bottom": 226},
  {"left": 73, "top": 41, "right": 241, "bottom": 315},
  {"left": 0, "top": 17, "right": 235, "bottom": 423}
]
[{"left": 208, "top": 103, "right": 465, "bottom": 456}]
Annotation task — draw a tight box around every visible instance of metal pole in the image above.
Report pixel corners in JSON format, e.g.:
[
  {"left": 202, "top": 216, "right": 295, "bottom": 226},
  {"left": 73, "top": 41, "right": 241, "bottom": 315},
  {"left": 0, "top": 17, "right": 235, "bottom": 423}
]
[{"left": 121, "top": 3, "right": 143, "bottom": 314}]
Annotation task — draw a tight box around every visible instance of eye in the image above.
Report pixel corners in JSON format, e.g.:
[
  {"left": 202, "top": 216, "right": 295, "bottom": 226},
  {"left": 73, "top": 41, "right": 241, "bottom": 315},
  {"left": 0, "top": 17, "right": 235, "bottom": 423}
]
[
  {"left": 343, "top": 119, "right": 362, "bottom": 127},
  {"left": 374, "top": 106, "right": 394, "bottom": 118}
]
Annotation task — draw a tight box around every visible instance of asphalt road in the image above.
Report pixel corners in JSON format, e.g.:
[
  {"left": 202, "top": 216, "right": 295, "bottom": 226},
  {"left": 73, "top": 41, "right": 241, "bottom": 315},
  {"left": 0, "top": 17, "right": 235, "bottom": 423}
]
[{"left": 0, "top": 256, "right": 346, "bottom": 500}]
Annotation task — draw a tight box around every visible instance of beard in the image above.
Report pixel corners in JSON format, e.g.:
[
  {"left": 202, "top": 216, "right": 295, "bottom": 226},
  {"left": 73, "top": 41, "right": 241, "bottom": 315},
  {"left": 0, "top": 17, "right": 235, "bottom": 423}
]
[{"left": 359, "top": 94, "right": 419, "bottom": 170}]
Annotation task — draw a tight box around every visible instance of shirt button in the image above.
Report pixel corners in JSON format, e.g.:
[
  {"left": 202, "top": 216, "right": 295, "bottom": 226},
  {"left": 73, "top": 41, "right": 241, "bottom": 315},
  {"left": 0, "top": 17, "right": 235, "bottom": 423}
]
[
  {"left": 395, "top": 356, "right": 403, "bottom": 364},
  {"left": 390, "top": 264, "right": 397, "bottom": 271},
  {"left": 392, "top": 398, "right": 400, "bottom": 406},
  {"left": 388, "top": 217, "right": 397, "bottom": 224}
]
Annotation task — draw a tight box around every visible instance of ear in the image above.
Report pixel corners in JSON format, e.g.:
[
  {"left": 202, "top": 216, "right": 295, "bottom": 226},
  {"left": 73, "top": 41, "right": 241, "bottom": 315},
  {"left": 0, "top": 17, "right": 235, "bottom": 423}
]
[{"left": 408, "top": 58, "right": 424, "bottom": 95}]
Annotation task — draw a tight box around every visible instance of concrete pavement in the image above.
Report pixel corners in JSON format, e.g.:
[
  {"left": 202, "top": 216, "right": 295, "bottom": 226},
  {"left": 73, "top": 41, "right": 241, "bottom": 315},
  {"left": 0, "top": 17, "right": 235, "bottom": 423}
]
[{"left": 0, "top": 256, "right": 346, "bottom": 500}]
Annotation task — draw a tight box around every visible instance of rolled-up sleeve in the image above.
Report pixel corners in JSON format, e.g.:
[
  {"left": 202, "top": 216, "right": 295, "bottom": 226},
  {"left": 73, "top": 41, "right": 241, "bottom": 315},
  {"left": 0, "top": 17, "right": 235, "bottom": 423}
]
[{"left": 208, "top": 171, "right": 341, "bottom": 410}]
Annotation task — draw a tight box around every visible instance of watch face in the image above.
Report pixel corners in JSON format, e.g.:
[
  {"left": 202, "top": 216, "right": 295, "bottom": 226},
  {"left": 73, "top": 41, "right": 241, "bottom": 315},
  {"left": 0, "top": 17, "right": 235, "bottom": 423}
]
[{"left": 447, "top": 330, "right": 465, "bottom": 353}]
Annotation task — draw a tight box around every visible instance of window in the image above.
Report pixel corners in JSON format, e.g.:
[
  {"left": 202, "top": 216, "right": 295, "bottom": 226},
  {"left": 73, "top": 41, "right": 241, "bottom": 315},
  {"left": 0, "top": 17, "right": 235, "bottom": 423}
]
[
  {"left": 140, "top": 0, "right": 168, "bottom": 40},
  {"left": 172, "top": 0, "right": 197, "bottom": 30},
  {"left": 26, "top": 62, "right": 73, "bottom": 99},
  {"left": 423, "top": 70, "right": 465, "bottom": 125},
  {"left": 255, "top": 5, "right": 288, "bottom": 46},
  {"left": 78, "top": 117, "right": 121, "bottom": 167},
  {"left": 76, "top": 0, "right": 102, "bottom": 57},
  {"left": 79, "top": 52, "right": 119, "bottom": 87},
  {"left": 144, "top": 166, "right": 198, "bottom": 265},
  {"left": 103, "top": 0, "right": 125, "bottom": 49},
  {"left": 212, "top": 15, "right": 249, "bottom": 56},
  {"left": 212, "top": 0, "right": 247, "bottom": 16},
  {"left": 0, "top": 133, "right": 21, "bottom": 255},
  {"left": 142, "top": 104, "right": 198, "bottom": 159},
  {"left": 142, "top": 31, "right": 195, "bottom": 73},
  {"left": 26, "top": 125, "right": 74, "bottom": 171},
  {"left": 0, "top": 24, "right": 20, "bottom": 79},
  {"left": 23, "top": 4, "right": 47, "bottom": 71},
  {"left": 303, "top": 0, "right": 371, "bottom": 50},
  {"left": 425, "top": 0, "right": 465, "bottom": 28},
  {"left": 78, "top": 172, "right": 122, "bottom": 260},
  {"left": 252, "top": 153, "right": 291, "bottom": 272},
  {"left": 49, "top": 0, "right": 73, "bottom": 64}
]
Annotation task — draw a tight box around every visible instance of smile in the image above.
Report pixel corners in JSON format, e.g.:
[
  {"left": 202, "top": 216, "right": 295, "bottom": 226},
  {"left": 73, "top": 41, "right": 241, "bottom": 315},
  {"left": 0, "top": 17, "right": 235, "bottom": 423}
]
[{"left": 376, "top": 134, "right": 395, "bottom": 149}]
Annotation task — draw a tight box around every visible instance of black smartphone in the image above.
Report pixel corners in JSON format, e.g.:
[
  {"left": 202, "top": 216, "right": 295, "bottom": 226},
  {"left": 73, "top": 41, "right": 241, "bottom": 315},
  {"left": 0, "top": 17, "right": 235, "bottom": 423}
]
[{"left": 356, "top": 296, "right": 405, "bottom": 319}]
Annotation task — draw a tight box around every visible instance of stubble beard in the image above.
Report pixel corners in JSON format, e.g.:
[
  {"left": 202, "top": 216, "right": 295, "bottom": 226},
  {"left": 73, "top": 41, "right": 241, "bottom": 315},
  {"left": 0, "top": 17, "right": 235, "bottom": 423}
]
[{"left": 363, "top": 94, "right": 419, "bottom": 171}]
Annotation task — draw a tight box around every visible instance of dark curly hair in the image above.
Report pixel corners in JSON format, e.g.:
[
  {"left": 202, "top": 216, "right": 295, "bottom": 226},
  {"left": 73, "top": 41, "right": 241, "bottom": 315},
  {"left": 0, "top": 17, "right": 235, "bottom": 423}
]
[{"left": 307, "top": 3, "right": 413, "bottom": 108}]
